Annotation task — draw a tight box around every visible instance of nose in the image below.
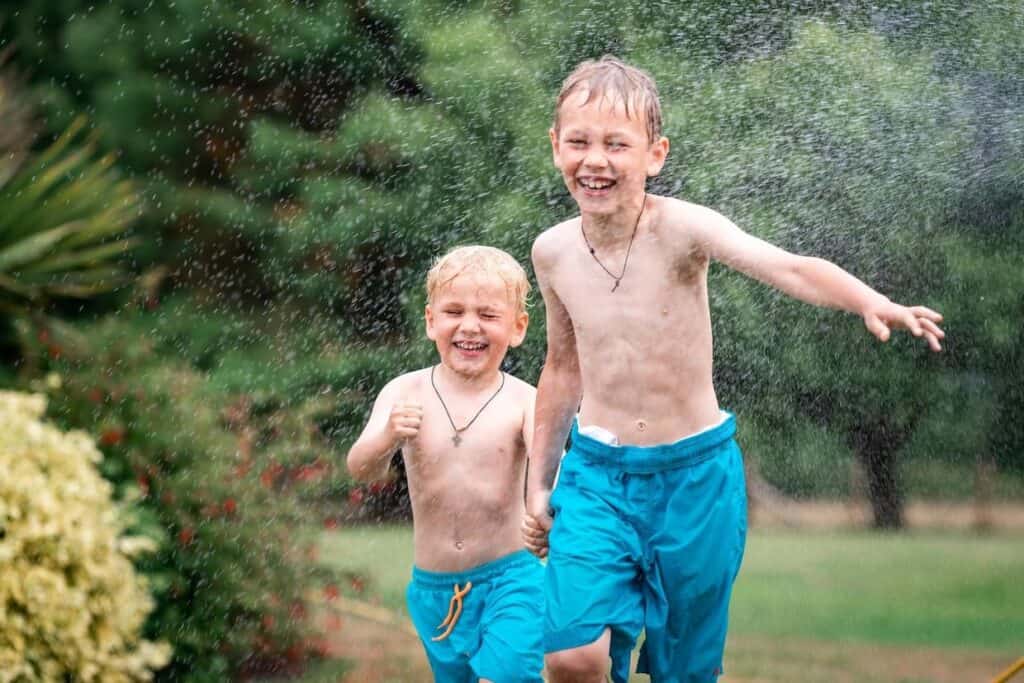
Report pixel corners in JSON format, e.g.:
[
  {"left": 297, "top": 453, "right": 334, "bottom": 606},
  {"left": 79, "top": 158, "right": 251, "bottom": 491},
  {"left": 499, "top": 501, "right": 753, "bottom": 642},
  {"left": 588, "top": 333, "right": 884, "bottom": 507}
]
[
  {"left": 458, "top": 314, "right": 482, "bottom": 332},
  {"left": 583, "top": 146, "right": 607, "bottom": 169}
]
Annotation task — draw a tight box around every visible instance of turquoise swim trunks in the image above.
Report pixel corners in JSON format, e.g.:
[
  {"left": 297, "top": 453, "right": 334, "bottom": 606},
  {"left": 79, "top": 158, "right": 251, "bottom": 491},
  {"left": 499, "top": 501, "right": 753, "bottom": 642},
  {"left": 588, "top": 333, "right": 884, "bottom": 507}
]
[
  {"left": 407, "top": 550, "right": 545, "bottom": 683},
  {"left": 545, "top": 413, "right": 747, "bottom": 683}
]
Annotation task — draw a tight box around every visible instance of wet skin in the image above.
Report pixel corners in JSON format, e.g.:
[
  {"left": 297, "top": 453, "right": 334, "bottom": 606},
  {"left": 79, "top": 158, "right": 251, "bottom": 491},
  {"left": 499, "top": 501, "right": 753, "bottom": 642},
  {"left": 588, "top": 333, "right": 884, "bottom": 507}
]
[
  {"left": 347, "top": 273, "right": 535, "bottom": 572},
  {"left": 525, "top": 89, "right": 945, "bottom": 554}
]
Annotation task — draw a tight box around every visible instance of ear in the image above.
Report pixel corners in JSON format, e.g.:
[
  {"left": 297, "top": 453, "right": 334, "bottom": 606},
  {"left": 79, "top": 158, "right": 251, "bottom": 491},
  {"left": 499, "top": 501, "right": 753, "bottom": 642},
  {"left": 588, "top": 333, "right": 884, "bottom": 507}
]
[
  {"left": 549, "top": 127, "right": 561, "bottom": 167},
  {"left": 424, "top": 304, "right": 437, "bottom": 341},
  {"left": 646, "top": 135, "right": 670, "bottom": 177},
  {"left": 508, "top": 310, "right": 529, "bottom": 348}
]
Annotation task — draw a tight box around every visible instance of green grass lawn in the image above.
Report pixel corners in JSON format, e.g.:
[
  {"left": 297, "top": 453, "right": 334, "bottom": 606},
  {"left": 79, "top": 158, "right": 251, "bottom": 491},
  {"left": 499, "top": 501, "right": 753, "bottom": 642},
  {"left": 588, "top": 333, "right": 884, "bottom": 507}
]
[
  {"left": 318, "top": 525, "right": 1023, "bottom": 654},
  {"left": 731, "top": 531, "right": 1023, "bottom": 652}
]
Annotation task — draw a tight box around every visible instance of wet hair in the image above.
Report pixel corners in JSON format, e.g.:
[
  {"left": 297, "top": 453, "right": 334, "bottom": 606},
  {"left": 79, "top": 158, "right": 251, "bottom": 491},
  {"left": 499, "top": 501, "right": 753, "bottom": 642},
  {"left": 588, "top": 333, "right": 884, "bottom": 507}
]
[
  {"left": 553, "top": 55, "right": 663, "bottom": 142},
  {"left": 426, "top": 245, "right": 531, "bottom": 313}
]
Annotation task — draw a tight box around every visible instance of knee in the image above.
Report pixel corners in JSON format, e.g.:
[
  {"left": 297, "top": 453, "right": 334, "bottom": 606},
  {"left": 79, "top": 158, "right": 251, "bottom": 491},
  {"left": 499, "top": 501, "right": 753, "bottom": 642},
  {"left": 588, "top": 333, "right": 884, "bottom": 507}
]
[{"left": 545, "top": 647, "right": 607, "bottom": 682}]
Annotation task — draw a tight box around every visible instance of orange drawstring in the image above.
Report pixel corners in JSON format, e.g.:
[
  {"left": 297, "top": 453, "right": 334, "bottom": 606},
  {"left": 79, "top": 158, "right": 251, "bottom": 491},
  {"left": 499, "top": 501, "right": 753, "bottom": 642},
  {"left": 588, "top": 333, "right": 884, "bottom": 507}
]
[{"left": 431, "top": 581, "right": 473, "bottom": 642}]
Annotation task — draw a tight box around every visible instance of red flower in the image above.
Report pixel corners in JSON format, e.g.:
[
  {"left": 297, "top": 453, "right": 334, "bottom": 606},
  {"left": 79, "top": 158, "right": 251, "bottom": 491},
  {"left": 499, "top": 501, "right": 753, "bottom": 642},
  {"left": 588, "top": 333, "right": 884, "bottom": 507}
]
[
  {"left": 323, "top": 584, "right": 339, "bottom": 601},
  {"left": 99, "top": 427, "right": 125, "bottom": 446},
  {"left": 348, "top": 488, "right": 365, "bottom": 506},
  {"left": 178, "top": 528, "right": 194, "bottom": 546},
  {"left": 323, "top": 517, "right": 339, "bottom": 530},
  {"left": 87, "top": 388, "right": 104, "bottom": 404},
  {"left": 350, "top": 577, "right": 365, "bottom": 594},
  {"left": 260, "top": 462, "right": 284, "bottom": 489}
]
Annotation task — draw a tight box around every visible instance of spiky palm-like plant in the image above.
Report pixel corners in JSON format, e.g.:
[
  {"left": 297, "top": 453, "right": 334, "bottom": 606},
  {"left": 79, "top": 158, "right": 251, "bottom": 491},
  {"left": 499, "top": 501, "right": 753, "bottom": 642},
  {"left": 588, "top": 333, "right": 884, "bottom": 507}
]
[{"left": 0, "top": 55, "right": 140, "bottom": 318}]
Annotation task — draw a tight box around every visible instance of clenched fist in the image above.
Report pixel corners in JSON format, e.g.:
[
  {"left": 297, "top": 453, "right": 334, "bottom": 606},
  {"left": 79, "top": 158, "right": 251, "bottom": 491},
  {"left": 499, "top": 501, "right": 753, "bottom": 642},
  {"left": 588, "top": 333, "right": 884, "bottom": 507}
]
[{"left": 388, "top": 400, "right": 423, "bottom": 442}]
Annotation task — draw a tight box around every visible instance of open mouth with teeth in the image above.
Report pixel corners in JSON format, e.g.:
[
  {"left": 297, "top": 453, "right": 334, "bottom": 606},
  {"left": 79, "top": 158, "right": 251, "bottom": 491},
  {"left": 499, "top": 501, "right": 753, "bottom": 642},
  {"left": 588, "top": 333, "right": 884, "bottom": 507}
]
[
  {"left": 578, "top": 177, "right": 616, "bottom": 191},
  {"left": 453, "top": 340, "right": 488, "bottom": 354}
]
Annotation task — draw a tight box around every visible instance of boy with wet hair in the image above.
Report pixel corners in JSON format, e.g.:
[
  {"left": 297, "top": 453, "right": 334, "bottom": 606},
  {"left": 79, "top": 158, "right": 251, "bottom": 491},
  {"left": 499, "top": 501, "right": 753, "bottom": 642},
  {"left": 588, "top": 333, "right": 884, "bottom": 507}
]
[
  {"left": 523, "top": 56, "right": 944, "bottom": 683},
  {"left": 348, "top": 245, "right": 544, "bottom": 683}
]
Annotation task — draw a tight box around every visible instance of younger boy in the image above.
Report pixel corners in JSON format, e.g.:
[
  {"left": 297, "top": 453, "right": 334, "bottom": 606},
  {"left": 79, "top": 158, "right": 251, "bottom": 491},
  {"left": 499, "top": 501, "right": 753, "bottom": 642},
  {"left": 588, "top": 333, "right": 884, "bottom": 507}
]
[
  {"left": 348, "top": 245, "right": 544, "bottom": 683},
  {"left": 523, "top": 56, "right": 945, "bottom": 683}
]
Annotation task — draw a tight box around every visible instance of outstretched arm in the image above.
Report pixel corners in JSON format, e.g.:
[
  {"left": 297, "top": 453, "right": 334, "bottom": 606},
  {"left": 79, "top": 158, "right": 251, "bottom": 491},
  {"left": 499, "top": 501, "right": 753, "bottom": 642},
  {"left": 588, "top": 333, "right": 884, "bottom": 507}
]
[
  {"left": 346, "top": 377, "right": 422, "bottom": 483},
  {"left": 522, "top": 236, "right": 582, "bottom": 558},
  {"left": 690, "top": 205, "right": 945, "bottom": 351}
]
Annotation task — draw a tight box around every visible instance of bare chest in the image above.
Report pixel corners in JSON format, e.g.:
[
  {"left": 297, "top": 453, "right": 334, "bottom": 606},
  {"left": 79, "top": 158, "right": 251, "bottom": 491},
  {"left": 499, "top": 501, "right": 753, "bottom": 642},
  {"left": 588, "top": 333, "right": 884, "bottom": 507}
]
[
  {"left": 403, "top": 392, "right": 525, "bottom": 483},
  {"left": 554, "top": 237, "right": 709, "bottom": 339}
]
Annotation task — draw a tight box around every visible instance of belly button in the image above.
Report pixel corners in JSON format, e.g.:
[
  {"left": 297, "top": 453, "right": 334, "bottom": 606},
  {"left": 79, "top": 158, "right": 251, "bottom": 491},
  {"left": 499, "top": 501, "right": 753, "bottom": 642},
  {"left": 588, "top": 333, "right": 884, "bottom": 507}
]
[
  {"left": 637, "top": 420, "right": 647, "bottom": 431},
  {"left": 455, "top": 540, "right": 464, "bottom": 550}
]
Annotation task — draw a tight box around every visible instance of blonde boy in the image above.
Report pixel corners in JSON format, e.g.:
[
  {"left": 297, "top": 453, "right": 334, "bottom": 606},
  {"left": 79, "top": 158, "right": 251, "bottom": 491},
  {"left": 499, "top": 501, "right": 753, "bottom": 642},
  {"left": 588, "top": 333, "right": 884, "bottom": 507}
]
[
  {"left": 348, "top": 245, "right": 544, "bottom": 683},
  {"left": 523, "top": 56, "right": 944, "bottom": 683}
]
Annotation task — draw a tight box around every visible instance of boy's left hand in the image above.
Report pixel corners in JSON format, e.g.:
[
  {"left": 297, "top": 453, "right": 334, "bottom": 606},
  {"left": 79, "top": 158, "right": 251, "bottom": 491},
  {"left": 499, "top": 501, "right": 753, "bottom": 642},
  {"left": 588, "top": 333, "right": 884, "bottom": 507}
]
[{"left": 862, "top": 298, "right": 945, "bottom": 351}]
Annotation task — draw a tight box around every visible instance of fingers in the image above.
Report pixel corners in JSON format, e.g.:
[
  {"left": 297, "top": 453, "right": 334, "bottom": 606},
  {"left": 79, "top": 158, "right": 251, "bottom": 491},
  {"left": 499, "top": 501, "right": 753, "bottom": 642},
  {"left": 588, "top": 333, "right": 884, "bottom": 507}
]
[
  {"left": 867, "top": 306, "right": 947, "bottom": 351},
  {"left": 920, "top": 318, "right": 945, "bottom": 339},
  {"left": 521, "top": 514, "right": 550, "bottom": 559},
  {"left": 865, "top": 314, "right": 891, "bottom": 343},
  {"left": 910, "top": 305, "right": 943, "bottom": 322},
  {"left": 522, "top": 515, "right": 549, "bottom": 537},
  {"left": 391, "top": 401, "right": 423, "bottom": 438}
]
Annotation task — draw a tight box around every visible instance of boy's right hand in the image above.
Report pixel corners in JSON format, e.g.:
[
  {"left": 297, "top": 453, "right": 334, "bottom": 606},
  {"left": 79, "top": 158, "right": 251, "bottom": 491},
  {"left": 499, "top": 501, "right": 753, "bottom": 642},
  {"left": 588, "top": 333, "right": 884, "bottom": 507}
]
[
  {"left": 388, "top": 401, "right": 423, "bottom": 442},
  {"left": 522, "top": 492, "right": 553, "bottom": 558}
]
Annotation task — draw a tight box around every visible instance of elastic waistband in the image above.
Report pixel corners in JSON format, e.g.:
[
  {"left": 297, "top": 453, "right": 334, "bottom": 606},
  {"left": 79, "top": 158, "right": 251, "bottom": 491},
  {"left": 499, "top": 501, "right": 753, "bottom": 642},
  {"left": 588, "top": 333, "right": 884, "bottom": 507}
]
[
  {"left": 412, "top": 550, "right": 535, "bottom": 589},
  {"left": 569, "top": 412, "right": 737, "bottom": 473}
]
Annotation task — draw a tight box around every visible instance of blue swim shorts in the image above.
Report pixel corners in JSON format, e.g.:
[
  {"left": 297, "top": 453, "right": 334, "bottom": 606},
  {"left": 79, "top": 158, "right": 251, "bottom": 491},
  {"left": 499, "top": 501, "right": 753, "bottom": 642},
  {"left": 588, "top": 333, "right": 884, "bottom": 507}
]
[
  {"left": 407, "top": 550, "right": 545, "bottom": 683},
  {"left": 545, "top": 413, "right": 747, "bottom": 683}
]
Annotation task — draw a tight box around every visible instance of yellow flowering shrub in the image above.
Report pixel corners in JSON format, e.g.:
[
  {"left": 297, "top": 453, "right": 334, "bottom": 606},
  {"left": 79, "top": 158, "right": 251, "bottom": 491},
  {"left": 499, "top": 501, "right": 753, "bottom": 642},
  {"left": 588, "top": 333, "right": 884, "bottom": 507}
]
[{"left": 0, "top": 391, "right": 171, "bottom": 682}]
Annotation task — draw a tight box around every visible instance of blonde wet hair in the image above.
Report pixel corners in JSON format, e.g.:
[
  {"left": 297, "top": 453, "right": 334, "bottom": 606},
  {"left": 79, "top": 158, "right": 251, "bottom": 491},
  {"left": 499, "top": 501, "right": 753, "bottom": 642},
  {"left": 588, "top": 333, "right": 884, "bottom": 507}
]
[
  {"left": 553, "top": 55, "right": 663, "bottom": 142},
  {"left": 426, "top": 245, "right": 531, "bottom": 313}
]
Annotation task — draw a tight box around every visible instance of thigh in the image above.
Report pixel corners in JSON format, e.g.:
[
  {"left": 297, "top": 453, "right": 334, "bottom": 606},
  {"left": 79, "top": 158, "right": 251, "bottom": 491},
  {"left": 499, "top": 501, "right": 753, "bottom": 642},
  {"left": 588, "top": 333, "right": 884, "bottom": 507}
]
[
  {"left": 407, "top": 581, "right": 477, "bottom": 683},
  {"left": 641, "top": 444, "right": 748, "bottom": 681},
  {"left": 471, "top": 562, "right": 545, "bottom": 683},
  {"left": 546, "top": 459, "right": 644, "bottom": 673}
]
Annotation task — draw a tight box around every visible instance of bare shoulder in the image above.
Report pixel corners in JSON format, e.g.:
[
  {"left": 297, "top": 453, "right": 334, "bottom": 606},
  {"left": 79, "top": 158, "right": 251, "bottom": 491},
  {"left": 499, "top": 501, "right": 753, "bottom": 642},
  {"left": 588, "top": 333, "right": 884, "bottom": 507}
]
[
  {"left": 658, "top": 195, "right": 725, "bottom": 234},
  {"left": 380, "top": 367, "right": 430, "bottom": 399},
  {"left": 502, "top": 372, "right": 537, "bottom": 404},
  {"left": 532, "top": 217, "right": 579, "bottom": 272}
]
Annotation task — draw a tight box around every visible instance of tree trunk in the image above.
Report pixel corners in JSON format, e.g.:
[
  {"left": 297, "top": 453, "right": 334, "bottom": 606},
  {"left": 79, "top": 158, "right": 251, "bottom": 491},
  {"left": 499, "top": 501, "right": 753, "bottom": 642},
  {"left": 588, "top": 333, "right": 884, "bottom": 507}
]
[
  {"left": 974, "top": 453, "right": 996, "bottom": 532},
  {"left": 852, "top": 421, "right": 905, "bottom": 530}
]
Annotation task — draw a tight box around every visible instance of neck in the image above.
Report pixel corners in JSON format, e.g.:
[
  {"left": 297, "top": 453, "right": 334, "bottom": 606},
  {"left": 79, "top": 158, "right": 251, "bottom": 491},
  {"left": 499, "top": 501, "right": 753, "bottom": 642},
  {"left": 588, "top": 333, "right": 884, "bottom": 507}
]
[
  {"left": 580, "top": 193, "right": 647, "bottom": 248},
  {"left": 435, "top": 362, "right": 501, "bottom": 392}
]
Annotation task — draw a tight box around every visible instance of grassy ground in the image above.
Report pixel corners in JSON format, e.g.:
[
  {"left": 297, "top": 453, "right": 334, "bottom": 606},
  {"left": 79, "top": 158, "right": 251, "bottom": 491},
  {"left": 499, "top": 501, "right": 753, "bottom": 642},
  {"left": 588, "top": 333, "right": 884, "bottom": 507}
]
[{"left": 314, "top": 524, "right": 1024, "bottom": 681}]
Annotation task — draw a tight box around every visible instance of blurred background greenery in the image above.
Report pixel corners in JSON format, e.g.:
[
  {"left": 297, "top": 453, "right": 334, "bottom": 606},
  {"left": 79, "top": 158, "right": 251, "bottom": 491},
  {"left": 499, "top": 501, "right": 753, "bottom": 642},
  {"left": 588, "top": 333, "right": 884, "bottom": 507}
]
[{"left": 1, "top": 0, "right": 1021, "bottom": 680}]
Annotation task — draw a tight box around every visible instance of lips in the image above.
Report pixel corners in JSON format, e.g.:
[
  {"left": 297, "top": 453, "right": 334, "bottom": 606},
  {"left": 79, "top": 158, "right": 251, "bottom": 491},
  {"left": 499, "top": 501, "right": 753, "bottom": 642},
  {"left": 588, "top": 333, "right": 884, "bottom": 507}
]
[
  {"left": 453, "top": 340, "right": 488, "bottom": 351},
  {"left": 578, "top": 176, "right": 616, "bottom": 191}
]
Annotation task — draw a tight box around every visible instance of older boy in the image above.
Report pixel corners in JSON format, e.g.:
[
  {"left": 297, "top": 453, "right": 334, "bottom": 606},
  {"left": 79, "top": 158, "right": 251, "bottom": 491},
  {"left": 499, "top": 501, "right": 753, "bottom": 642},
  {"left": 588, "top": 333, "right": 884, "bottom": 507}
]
[
  {"left": 523, "top": 56, "right": 945, "bottom": 683},
  {"left": 348, "top": 245, "right": 543, "bottom": 683}
]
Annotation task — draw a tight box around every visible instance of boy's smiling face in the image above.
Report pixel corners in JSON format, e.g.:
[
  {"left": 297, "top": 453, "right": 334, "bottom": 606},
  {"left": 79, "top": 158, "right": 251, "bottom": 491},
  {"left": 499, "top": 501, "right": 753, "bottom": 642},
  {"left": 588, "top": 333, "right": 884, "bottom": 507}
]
[
  {"left": 550, "top": 88, "right": 668, "bottom": 218},
  {"left": 425, "top": 272, "right": 528, "bottom": 379}
]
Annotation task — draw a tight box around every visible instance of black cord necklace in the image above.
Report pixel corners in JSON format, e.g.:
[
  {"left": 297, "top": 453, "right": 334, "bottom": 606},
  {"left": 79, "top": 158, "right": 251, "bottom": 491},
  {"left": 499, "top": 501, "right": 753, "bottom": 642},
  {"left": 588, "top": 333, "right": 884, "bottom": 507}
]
[
  {"left": 430, "top": 365, "right": 506, "bottom": 446},
  {"left": 580, "top": 192, "right": 647, "bottom": 292}
]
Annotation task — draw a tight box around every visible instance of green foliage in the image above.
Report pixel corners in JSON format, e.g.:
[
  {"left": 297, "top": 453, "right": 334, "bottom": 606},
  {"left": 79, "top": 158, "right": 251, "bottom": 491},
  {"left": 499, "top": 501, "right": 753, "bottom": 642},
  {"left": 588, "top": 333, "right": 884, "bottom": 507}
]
[
  {"left": 0, "top": 57, "right": 140, "bottom": 329},
  {"left": 40, "top": 316, "right": 340, "bottom": 682},
  {"left": 0, "top": 391, "right": 170, "bottom": 681},
  {"left": 0, "top": 116, "right": 140, "bottom": 305},
  {"left": 3, "top": 0, "right": 1021, "bottom": 529}
]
